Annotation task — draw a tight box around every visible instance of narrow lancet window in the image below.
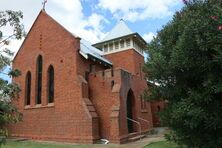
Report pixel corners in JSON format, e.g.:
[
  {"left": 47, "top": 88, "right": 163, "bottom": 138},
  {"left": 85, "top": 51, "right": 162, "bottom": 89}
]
[
  {"left": 47, "top": 65, "right": 54, "bottom": 103},
  {"left": 36, "top": 55, "right": 43, "bottom": 104},
  {"left": 25, "top": 71, "right": 31, "bottom": 106}
]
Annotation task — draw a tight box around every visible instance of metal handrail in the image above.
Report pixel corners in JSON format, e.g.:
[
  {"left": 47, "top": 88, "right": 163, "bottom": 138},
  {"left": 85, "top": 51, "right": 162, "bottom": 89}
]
[
  {"left": 138, "top": 117, "right": 150, "bottom": 136},
  {"left": 138, "top": 117, "right": 150, "bottom": 124},
  {"left": 126, "top": 117, "right": 142, "bottom": 140}
]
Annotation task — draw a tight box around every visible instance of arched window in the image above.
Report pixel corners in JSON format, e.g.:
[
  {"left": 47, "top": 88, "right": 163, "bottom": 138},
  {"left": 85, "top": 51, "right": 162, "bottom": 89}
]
[
  {"left": 25, "top": 71, "right": 31, "bottom": 106},
  {"left": 36, "top": 55, "right": 42, "bottom": 104},
  {"left": 47, "top": 65, "right": 54, "bottom": 103}
]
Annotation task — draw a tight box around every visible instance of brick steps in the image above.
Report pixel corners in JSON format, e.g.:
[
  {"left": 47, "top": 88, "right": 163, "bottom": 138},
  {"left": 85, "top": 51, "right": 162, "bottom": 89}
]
[
  {"left": 127, "top": 132, "right": 147, "bottom": 143},
  {"left": 128, "top": 132, "right": 138, "bottom": 138},
  {"left": 128, "top": 134, "right": 146, "bottom": 142}
]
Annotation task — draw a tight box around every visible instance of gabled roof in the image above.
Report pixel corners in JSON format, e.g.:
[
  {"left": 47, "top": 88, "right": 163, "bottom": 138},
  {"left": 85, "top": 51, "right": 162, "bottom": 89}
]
[
  {"left": 93, "top": 19, "right": 147, "bottom": 48},
  {"left": 13, "top": 10, "right": 111, "bottom": 66},
  {"left": 101, "top": 19, "right": 134, "bottom": 42},
  {"left": 79, "top": 39, "right": 112, "bottom": 66},
  {"left": 13, "top": 10, "right": 78, "bottom": 62}
]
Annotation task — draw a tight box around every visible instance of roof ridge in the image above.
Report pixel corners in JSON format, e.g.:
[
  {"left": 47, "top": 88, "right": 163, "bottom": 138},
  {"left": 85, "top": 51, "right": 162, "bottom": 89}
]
[{"left": 99, "top": 19, "right": 134, "bottom": 43}]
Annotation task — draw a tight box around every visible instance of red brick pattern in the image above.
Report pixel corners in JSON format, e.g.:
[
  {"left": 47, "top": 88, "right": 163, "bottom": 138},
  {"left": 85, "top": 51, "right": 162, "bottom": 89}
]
[
  {"left": 150, "top": 101, "right": 166, "bottom": 127},
  {"left": 105, "top": 49, "right": 144, "bottom": 75},
  {"left": 88, "top": 69, "right": 153, "bottom": 143},
  {"left": 10, "top": 11, "right": 99, "bottom": 143}
]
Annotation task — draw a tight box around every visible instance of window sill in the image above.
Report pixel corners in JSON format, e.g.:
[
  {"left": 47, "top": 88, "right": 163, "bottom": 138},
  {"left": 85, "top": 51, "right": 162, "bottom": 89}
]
[
  {"left": 141, "top": 109, "right": 148, "bottom": 113},
  {"left": 47, "top": 103, "right": 54, "bottom": 106},
  {"left": 24, "top": 105, "right": 31, "bottom": 109},
  {"left": 35, "top": 104, "right": 42, "bottom": 107},
  {"left": 24, "top": 104, "right": 54, "bottom": 110}
]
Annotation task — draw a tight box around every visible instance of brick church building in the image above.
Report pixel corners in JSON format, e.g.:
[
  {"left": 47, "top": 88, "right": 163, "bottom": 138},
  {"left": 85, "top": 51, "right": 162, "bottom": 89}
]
[{"left": 9, "top": 10, "right": 163, "bottom": 144}]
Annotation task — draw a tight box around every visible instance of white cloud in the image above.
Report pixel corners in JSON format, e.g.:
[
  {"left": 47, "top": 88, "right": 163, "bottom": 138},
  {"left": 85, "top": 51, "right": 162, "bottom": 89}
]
[
  {"left": 143, "top": 32, "right": 155, "bottom": 43},
  {"left": 48, "top": 0, "right": 108, "bottom": 43},
  {"left": 74, "top": 13, "right": 108, "bottom": 43},
  {"left": 50, "top": 0, "right": 82, "bottom": 12},
  {"left": 0, "top": 0, "right": 178, "bottom": 55},
  {"left": 0, "top": 39, "right": 24, "bottom": 60},
  {"left": 98, "top": 0, "right": 180, "bottom": 22},
  {"left": 0, "top": 0, "right": 108, "bottom": 56}
]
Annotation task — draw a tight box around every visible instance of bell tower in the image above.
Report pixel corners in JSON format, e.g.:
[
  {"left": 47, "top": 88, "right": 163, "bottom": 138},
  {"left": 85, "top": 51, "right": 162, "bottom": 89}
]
[{"left": 93, "top": 19, "right": 147, "bottom": 75}]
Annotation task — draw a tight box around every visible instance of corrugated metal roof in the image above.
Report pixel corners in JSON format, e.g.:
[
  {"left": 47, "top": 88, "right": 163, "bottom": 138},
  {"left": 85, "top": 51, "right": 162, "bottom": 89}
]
[
  {"left": 79, "top": 39, "right": 112, "bottom": 66},
  {"left": 100, "top": 19, "right": 134, "bottom": 42}
]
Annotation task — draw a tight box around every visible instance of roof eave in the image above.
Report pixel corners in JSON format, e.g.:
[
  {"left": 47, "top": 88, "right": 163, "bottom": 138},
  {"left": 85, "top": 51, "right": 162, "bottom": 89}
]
[
  {"left": 87, "top": 54, "right": 112, "bottom": 67},
  {"left": 93, "top": 33, "right": 136, "bottom": 47},
  {"left": 93, "top": 32, "right": 147, "bottom": 48}
]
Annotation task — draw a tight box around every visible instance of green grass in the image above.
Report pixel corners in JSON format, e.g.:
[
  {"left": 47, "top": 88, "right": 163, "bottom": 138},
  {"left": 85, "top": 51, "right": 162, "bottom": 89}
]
[
  {"left": 144, "top": 141, "right": 179, "bottom": 148},
  {"left": 2, "top": 140, "right": 89, "bottom": 148},
  {"left": 2, "top": 139, "right": 183, "bottom": 148}
]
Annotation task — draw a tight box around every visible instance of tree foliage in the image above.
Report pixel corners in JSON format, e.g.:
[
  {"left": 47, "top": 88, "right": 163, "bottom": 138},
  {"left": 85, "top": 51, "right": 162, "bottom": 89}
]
[
  {"left": 0, "top": 10, "right": 24, "bottom": 146},
  {"left": 144, "top": 0, "right": 222, "bottom": 147}
]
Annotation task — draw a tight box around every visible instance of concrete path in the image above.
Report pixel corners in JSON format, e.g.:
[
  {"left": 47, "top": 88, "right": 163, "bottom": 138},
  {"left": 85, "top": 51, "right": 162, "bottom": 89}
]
[
  {"left": 40, "top": 134, "right": 164, "bottom": 148},
  {"left": 108, "top": 136, "right": 164, "bottom": 148},
  {"left": 10, "top": 127, "right": 167, "bottom": 148},
  {"left": 89, "top": 128, "right": 166, "bottom": 148},
  {"left": 60, "top": 127, "right": 166, "bottom": 148}
]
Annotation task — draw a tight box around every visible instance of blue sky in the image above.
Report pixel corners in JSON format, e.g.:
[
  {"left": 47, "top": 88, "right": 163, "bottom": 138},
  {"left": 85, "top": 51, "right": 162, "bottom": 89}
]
[
  {"left": 80, "top": 0, "right": 183, "bottom": 38},
  {"left": 0, "top": 0, "right": 184, "bottom": 81}
]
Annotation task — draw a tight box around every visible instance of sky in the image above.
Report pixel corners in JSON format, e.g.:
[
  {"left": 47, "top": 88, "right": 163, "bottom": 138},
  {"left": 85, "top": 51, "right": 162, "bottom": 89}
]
[{"left": 0, "top": 0, "right": 184, "bottom": 81}]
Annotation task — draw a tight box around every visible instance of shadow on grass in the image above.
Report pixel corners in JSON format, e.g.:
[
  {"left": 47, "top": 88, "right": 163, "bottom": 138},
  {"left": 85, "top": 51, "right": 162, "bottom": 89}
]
[{"left": 144, "top": 140, "right": 185, "bottom": 148}]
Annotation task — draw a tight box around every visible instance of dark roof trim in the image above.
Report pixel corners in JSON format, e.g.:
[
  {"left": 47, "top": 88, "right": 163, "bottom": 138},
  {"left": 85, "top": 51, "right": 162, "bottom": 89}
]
[
  {"left": 93, "top": 32, "right": 147, "bottom": 47},
  {"left": 87, "top": 54, "right": 112, "bottom": 67}
]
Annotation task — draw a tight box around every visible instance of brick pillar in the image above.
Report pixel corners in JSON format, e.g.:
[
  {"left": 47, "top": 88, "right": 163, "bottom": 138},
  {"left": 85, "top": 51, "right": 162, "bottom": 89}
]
[{"left": 109, "top": 106, "right": 120, "bottom": 143}]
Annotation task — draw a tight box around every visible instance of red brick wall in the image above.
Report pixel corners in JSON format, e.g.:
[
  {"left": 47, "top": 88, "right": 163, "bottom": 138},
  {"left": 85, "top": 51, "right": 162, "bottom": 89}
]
[
  {"left": 88, "top": 69, "right": 153, "bottom": 143},
  {"left": 88, "top": 69, "right": 121, "bottom": 141},
  {"left": 150, "top": 101, "right": 166, "bottom": 127},
  {"left": 9, "top": 11, "right": 100, "bottom": 143},
  {"left": 105, "top": 49, "right": 144, "bottom": 75},
  {"left": 76, "top": 46, "right": 108, "bottom": 79}
]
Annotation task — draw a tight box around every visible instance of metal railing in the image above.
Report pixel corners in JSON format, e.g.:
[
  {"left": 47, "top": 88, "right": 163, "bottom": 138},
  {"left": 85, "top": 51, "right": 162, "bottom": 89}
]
[
  {"left": 126, "top": 117, "right": 142, "bottom": 140},
  {"left": 138, "top": 117, "right": 150, "bottom": 125},
  {"left": 138, "top": 117, "right": 150, "bottom": 136}
]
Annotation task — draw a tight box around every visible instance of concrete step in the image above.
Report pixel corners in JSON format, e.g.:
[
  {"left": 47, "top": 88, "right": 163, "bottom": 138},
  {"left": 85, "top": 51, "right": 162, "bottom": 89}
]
[
  {"left": 128, "top": 134, "right": 146, "bottom": 143},
  {"left": 128, "top": 132, "right": 138, "bottom": 138}
]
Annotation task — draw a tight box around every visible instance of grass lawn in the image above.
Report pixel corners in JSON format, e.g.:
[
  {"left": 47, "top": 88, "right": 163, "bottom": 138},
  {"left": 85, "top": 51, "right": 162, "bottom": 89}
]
[
  {"left": 2, "top": 140, "right": 89, "bottom": 148},
  {"left": 144, "top": 140, "right": 180, "bottom": 148},
  {"left": 2, "top": 139, "right": 184, "bottom": 148}
]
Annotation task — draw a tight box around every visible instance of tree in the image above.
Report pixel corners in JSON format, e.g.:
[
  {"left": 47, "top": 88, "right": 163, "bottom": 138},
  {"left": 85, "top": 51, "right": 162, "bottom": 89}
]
[
  {"left": 144, "top": 0, "right": 222, "bottom": 147},
  {"left": 0, "top": 10, "right": 24, "bottom": 146}
]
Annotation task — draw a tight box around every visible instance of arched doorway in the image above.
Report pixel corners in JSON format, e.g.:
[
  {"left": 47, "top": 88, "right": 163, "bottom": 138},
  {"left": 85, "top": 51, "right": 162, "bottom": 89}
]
[{"left": 126, "top": 89, "right": 135, "bottom": 133}]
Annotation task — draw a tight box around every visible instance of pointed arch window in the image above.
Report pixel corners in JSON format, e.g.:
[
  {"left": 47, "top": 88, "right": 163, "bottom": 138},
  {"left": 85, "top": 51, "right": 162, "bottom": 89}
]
[
  {"left": 36, "top": 55, "right": 42, "bottom": 104},
  {"left": 47, "top": 65, "right": 54, "bottom": 103},
  {"left": 25, "top": 71, "right": 31, "bottom": 106}
]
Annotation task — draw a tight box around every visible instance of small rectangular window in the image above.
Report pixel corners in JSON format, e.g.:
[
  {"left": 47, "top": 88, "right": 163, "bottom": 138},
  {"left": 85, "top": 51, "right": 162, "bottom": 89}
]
[
  {"left": 141, "top": 95, "right": 146, "bottom": 109},
  {"left": 140, "top": 96, "right": 144, "bottom": 109},
  {"left": 104, "top": 45, "right": 108, "bottom": 52},
  {"left": 120, "top": 40, "right": 124, "bottom": 48},
  {"left": 126, "top": 39, "right": 131, "bottom": 47},
  {"left": 115, "top": 42, "right": 119, "bottom": 49},
  {"left": 109, "top": 43, "right": 113, "bottom": 51}
]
